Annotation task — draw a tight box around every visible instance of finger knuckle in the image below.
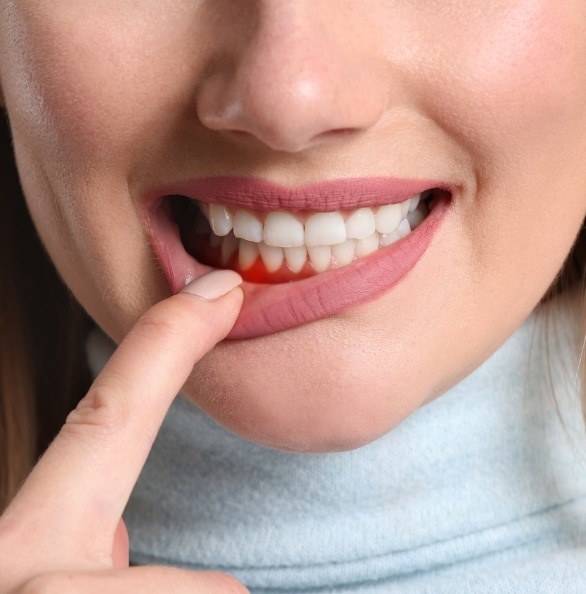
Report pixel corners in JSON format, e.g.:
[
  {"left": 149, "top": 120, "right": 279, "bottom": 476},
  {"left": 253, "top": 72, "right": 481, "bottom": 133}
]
[{"left": 64, "top": 385, "right": 129, "bottom": 439}]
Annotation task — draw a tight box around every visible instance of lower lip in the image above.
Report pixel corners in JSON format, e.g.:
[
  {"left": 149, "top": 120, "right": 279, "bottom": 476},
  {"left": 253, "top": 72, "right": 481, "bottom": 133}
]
[{"left": 146, "top": 193, "right": 451, "bottom": 340}]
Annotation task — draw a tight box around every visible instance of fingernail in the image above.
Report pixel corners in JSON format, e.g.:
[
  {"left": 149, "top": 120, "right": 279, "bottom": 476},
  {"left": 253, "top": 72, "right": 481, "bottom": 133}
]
[{"left": 181, "top": 270, "right": 243, "bottom": 301}]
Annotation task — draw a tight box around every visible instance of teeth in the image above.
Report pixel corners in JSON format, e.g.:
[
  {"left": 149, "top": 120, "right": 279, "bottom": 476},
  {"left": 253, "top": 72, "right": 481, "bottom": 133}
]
[
  {"left": 284, "top": 246, "right": 307, "bottom": 273},
  {"left": 233, "top": 209, "right": 263, "bottom": 242},
  {"left": 264, "top": 211, "right": 305, "bottom": 247},
  {"left": 220, "top": 233, "right": 239, "bottom": 265},
  {"left": 307, "top": 245, "right": 332, "bottom": 272},
  {"left": 196, "top": 192, "right": 430, "bottom": 274},
  {"left": 345, "top": 208, "right": 376, "bottom": 240},
  {"left": 355, "top": 232, "right": 380, "bottom": 257},
  {"left": 379, "top": 230, "right": 401, "bottom": 247},
  {"left": 375, "top": 204, "right": 402, "bottom": 234},
  {"left": 406, "top": 206, "right": 426, "bottom": 228},
  {"left": 305, "top": 212, "right": 346, "bottom": 246},
  {"left": 408, "top": 194, "right": 420, "bottom": 212},
  {"left": 258, "top": 243, "right": 284, "bottom": 272},
  {"left": 396, "top": 218, "right": 411, "bottom": 239},
  {"left": 209, "top": 203, "right": 233, "bottom": 236},
  {"left": 238, "top": 239, "right": 259, "bottom": 270},
  {"left": 332, "top": 238, "right": 356, "bottom": 267}
]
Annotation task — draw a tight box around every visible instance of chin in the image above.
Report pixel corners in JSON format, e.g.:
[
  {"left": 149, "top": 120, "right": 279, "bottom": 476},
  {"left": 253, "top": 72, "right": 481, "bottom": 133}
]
[{"left": 182, "top": 365, "right": 420, "bottom": 453}]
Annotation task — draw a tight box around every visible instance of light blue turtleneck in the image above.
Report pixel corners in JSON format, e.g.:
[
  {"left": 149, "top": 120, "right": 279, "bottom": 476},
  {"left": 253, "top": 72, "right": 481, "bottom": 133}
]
[{"left": 86, "top": 296, "right": 586, "bottom": 593}]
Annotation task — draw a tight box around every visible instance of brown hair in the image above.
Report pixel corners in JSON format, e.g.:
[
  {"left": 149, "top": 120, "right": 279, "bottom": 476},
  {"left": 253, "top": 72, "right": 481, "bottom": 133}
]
[
  {"left": 0, "top": 110, "right": 93, "bottom": 512},
  {"left": 0, "top": 107, "right": 585, "bottom": 513}
]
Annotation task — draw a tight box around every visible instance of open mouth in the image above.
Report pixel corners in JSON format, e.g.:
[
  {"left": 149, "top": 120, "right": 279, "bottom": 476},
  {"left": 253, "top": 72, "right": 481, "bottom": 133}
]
[
  {"left": 170, "top": 190, "right": 435, "bottom": 283},
  {"left": 143, "top": 177, "right": 452, "bottom": 339}
]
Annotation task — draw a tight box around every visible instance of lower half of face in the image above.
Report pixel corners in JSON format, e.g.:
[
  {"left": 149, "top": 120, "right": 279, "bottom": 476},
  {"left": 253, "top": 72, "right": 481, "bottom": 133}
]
[{"left": 2, "top": 1, "right": 586, "bottom": 452}]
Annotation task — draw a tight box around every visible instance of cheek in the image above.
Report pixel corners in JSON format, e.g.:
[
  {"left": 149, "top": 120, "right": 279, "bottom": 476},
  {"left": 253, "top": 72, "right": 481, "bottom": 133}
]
[
  {"left": 424, "top": 2, "right": 586, "bottom": 158},
  {"left": 1, "top": 6, "right": 196, "bottom": 169},
  {"left": 426, "top": 2, "right": 586, "bottom": 287}
]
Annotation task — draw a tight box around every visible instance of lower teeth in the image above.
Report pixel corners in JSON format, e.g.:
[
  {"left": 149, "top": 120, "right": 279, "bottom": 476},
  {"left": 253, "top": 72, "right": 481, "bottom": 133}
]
[{"left": 177, "top": 197, "right": 432, "bottom": 281}]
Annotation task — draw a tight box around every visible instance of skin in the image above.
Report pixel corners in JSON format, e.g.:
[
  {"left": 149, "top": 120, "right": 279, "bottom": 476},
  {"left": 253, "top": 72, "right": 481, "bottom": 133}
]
[
  {"left": 0, "top": 275, "right": 248, "bottom": 591},
  {"left": 1, "top": 1, "right": 586, "bottom": 455}
]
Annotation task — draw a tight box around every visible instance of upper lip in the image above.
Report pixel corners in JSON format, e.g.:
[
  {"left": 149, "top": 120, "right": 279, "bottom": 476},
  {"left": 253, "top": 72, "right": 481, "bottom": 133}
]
[{"left": 142, "top": 176, "right": 452, "bottom": 212}]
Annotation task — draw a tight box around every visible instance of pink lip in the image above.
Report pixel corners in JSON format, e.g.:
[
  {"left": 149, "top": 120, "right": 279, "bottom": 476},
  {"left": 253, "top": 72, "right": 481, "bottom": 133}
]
[{"left": 141, "top": 177, "right": 452, "bottom": 339}]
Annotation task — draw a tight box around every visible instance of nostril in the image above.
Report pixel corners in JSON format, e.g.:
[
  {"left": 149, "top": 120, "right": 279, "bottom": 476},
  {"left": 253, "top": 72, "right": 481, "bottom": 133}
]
[{"left": 314, "top": 127, "right": 361, "bottom": 142}]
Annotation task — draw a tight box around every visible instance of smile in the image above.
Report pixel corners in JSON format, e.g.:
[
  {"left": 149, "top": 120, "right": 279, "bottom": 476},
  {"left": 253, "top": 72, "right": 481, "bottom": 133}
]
[{"left": 142, "top": 177, "right": 452, "bottom": 339}]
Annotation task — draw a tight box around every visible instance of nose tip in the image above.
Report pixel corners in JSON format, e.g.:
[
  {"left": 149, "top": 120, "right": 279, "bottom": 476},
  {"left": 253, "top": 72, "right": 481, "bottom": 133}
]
[
  {"left": 198, "top": 72, "right": 368, "bottom": 153},
  {"left": 195, "top": 22, "right": 387, "bottom": 153}
]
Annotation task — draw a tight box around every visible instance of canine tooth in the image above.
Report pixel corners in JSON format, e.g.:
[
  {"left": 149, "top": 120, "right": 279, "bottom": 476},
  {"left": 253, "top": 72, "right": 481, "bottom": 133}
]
[
  {"left": 396, "top": 218, "right": 411, "bottom": 239},
  {"left": 209, "top": 203, "right": 233, "bottom": 236},
  {"left": 284, "top": 246, "right": 307, "bottom": 273},
  {"left": 408, "top": 194, "right": 420, "bottom": 212},
  {"left": 345, "top": 208, "right": 375, "bottom": 240},
  {"left": 264, "top": 211, "right": 305, "bottom": 247},
  {"left": 355, "top": 232, "right": 379, "bottom": 257},
  {"left": 406, "top": 206, "right": 426, "bottom": 229},
  {"left": 233, "top": 209, "right": 263, "bottom": 242},
  {"left": 401, "top": 199, "right": 410, "bottom": 218},
  {"left": 238, "top": 239, "right": 259, "bottom": 270},
  {"left": 220, "top": 233, "right": 239, "bottom": 265},
  {"left": 332, "top": 239, "right": 356, "bottom": 266},
  {"left": 258, "top": 243, "right": 284, "bottom": 272},
  {"left": 307, "top": 245, "right": 332, "bottom": 272},
  {"left": 375, "top": 203, "right": 402, "bottom": 234},
  {"left": 305, "top": 212, "right": 346, "bottom": 246}
]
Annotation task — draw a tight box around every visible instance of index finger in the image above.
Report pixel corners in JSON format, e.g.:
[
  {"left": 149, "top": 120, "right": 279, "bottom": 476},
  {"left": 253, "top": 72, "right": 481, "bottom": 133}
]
[{"left": 2, "top": 270, "right": 243, "bottom": 561}]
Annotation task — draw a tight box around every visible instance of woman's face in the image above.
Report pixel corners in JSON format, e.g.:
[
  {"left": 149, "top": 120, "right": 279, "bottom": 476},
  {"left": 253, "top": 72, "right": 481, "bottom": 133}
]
[{"left": 1, "top": 1, "right": 585, "bottom": 452}]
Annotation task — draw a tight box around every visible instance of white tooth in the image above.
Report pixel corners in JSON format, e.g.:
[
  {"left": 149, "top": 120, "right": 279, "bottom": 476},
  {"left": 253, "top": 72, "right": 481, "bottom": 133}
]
[
  {"left": 345, "top": 208, "right": 375, "bottom": 240},
  {"left": 209, "top": 203, "right": 233, "bottom": 236},
  {"left": 355, "top": 232, "right": 380, "bottom": 257},
  {"left": 379, "top": 230, "right": 401, "bottom": 247},
  {"left": 406, "top": 206, "right": 426, "bottom": 229},
  {"left": 401, "top": 199, "right": 410, "bottom": 218},
  {"left": 396, "top": 218, "right": 411, "bottom": 239},
  {"left": 307, "top": 245, "right": 332, "bottom": 272},
  {"left": 284, "top": 246, "right": 307, "bottom": 273},
  {"left": 238, "top": 239, "right": 259, "bottom": 270},
  {"left": 209, "top": 232, "right": 222, "bottom": 248},
  {"left": 233, "top": 209, "right": 263, "bottom": 242},
  {"left": 408, "top": 194, "right": 420, "bottom": 212},
  {"left": 305, "top": 212, "right": 346, "bottom": 246},
  {"left": 263, "top": 211, "right": 305, "bottom": 247},
  {"left": 332, "top": 239, "right": 356, "bottom": 267},
  {"left": 258, "top": 242, "right": 284, "bottom": 272},
  {"left": 375, "top": 203, "right": 402, "bottom": 234},
  {"left": 220, "top": 233, "right": 239, "bottom": 265}
]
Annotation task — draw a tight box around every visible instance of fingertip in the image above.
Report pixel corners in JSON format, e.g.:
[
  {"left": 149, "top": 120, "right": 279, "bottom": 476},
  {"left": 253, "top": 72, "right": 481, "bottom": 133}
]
[{"left": 181, "top": 269, "right": 243, "bottom": 301}]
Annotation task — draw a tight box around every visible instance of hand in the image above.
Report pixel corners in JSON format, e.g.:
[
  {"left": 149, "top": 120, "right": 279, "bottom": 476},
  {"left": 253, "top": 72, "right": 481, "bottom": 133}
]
[{"left": 0, "top": 270, "right": 248, "bottom": 594}]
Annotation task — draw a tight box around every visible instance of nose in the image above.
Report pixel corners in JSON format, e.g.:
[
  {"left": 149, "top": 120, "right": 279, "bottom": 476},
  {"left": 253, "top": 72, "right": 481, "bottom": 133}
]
[{"left": 195, "top": 2, "right": 389, "bottom": 153}]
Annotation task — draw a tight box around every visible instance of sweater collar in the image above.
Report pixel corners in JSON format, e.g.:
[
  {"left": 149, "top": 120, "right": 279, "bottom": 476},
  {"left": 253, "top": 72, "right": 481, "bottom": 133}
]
[{"left": 86, "top": 295, "right": 586, "bottom": 592}]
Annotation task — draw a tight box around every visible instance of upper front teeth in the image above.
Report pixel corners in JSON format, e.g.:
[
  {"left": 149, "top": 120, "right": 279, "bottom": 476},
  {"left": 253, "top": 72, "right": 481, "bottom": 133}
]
[
  {"left": 200, "top": 195, "right": 420, "bottom": 248},
  {"left": 263, "top": 211, "right": 305, "bottom": 247}
]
